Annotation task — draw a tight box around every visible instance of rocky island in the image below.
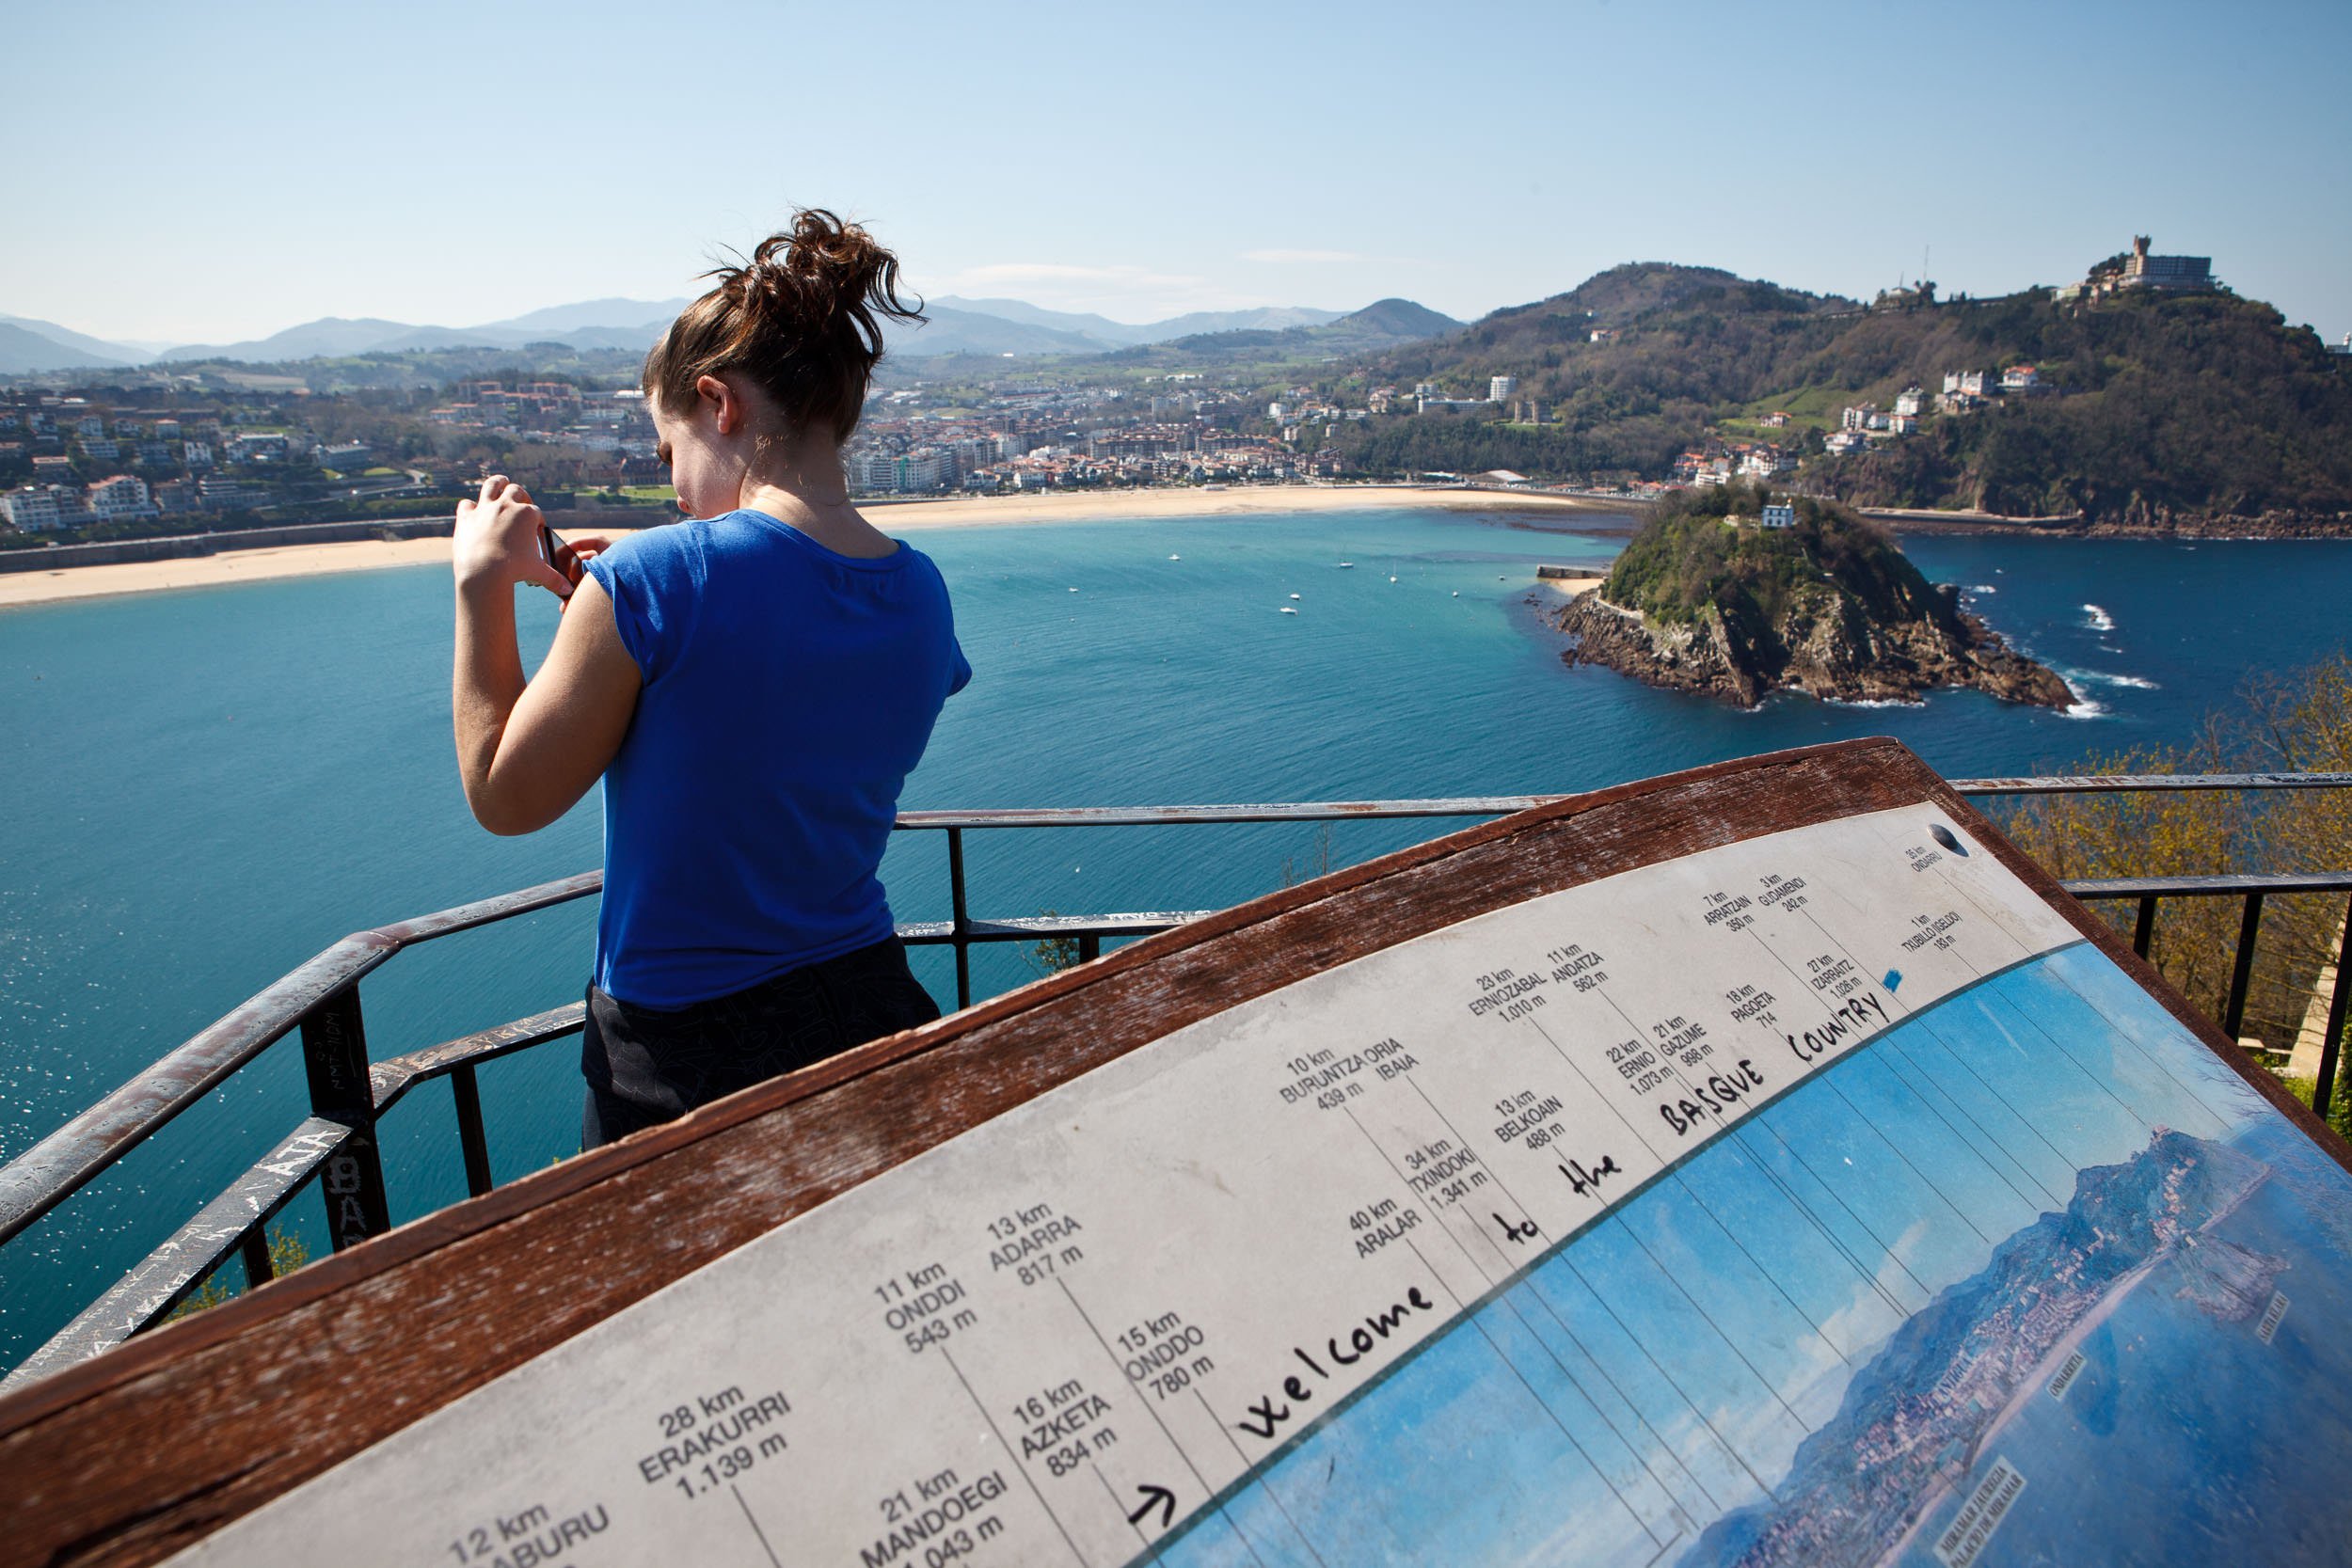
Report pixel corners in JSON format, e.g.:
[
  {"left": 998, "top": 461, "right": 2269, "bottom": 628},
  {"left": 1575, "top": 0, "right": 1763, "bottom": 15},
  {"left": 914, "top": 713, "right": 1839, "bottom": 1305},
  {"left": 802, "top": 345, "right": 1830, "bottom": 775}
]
[{"left": 1553, "top": 484, "right": 2073, "bottom": 708}]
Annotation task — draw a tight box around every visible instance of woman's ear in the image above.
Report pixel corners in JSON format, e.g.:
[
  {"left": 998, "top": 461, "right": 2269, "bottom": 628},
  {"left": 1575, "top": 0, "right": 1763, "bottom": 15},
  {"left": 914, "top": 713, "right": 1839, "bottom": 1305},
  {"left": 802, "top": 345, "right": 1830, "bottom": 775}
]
[{"left": 694, "top": 373, "right": 735, "bottom": 435}]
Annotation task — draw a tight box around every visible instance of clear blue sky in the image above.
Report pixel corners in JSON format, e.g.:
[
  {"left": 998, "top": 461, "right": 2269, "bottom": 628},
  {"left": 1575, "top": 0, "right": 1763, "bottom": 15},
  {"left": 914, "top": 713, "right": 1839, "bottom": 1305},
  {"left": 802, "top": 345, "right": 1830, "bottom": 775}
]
[{"left": 5, "top": 0, "right": 2347, "bottom": 346}]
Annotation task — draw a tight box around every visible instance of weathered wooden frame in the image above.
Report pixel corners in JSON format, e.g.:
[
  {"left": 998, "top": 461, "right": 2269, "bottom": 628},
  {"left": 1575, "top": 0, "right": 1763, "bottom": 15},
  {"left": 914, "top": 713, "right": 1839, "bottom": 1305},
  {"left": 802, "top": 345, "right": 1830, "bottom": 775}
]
[{"left": 6, "top": 737, "right": 2344, "bottom": 1566}]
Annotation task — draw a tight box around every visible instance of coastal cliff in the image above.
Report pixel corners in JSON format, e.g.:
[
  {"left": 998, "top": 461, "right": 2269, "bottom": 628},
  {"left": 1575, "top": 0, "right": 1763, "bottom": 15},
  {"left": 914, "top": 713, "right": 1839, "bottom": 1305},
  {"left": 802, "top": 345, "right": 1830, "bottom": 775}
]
[{"left": 1555, "top": 484, "right": 2074, "bottom": 708}]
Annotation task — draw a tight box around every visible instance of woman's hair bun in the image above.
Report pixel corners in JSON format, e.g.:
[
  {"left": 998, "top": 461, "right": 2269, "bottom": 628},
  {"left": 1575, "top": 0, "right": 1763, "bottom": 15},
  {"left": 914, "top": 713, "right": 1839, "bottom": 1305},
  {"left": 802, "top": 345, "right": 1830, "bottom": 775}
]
[
  {"left": 644, "top": 208, "right": 927, "bottom": 445},
  {"left": 737, "top": 209, "right": 921, "bottom": 357}
]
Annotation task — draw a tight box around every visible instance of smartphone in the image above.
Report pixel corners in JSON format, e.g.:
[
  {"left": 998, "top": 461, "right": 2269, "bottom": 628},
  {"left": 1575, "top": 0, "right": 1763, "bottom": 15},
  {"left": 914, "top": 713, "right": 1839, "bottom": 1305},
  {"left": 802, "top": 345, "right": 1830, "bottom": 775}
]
[{"left": 537, "top": 522, "right": 584, "bottom": 603}]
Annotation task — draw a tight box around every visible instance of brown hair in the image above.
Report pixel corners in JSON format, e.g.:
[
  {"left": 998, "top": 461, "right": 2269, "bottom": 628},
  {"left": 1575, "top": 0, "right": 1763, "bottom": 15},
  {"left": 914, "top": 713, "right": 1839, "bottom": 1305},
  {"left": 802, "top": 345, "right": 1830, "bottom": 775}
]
[{"left": 642, "top": 209, "right": 924, "bottom": 446}]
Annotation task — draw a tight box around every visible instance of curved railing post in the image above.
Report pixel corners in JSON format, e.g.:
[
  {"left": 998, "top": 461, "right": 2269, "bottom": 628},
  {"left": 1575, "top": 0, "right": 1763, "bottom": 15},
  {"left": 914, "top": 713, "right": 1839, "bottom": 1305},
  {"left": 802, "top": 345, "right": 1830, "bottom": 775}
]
[
  {"left": 2312, "top": 895, "right": 2352, "bottom": 1120},
  {"left": 947, "top": 827, "right": 972, "bottom": 1009},
  {"left": 299, "top": 985, "right": 390, "bottom": 1251},
  {"left": 2223, "top": 892, "right": 2266, "bottom": 1040}
]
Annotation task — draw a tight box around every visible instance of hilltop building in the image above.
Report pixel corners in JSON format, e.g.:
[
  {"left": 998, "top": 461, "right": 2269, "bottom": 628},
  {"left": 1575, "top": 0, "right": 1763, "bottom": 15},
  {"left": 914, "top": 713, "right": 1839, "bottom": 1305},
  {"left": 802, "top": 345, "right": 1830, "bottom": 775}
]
[
  {"left": 2056, "top": 236, "right": 2217, "bottom": 302},
  {"left": 1488, "top": 375, "right": 1517, "bottom": 403},
  {"left": 2121, "top": 235, "right": 2213, "bottom": 292}
]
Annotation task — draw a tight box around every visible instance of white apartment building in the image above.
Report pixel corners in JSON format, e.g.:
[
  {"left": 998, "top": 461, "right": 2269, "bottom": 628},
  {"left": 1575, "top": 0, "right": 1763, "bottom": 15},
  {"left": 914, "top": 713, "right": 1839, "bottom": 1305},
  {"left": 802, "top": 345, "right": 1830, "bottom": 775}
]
[
  {"left": 897, "top": 451, "right": 956, "bottom": 491},
  {"left": 87, "top": 474, "right": 155, "bottom": 519},
  {"left": 1488, "top": 375, "right": 1517, "bottom": 403},
  {"left": 1, "top": 485, "right": 69, "bottom": 530}
]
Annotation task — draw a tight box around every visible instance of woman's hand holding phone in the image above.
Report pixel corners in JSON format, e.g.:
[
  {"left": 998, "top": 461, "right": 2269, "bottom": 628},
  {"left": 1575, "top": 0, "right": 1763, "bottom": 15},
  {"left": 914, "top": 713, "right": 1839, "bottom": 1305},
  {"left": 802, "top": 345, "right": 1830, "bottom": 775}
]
[
  {"left": 546, "top": 532, "right": 614, "bottom": 612},
  {"left": 453, "top": 474, "right": 574, "bottom": 600}
]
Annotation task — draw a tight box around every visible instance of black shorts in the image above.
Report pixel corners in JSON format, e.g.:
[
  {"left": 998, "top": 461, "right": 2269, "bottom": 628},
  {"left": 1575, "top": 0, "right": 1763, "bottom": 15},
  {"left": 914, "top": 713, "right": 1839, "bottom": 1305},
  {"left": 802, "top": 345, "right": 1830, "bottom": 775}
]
[{"left": 580, "top": 936, "right": 941, "bottom": 1149}]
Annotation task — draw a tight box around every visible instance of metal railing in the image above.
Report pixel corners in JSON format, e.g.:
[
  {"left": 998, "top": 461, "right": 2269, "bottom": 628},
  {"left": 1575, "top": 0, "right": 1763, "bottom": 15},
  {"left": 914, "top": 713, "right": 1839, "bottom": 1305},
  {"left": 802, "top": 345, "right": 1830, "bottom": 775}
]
[{"left": 4, "top": 770, "right": 2349, "bottom": 1391}]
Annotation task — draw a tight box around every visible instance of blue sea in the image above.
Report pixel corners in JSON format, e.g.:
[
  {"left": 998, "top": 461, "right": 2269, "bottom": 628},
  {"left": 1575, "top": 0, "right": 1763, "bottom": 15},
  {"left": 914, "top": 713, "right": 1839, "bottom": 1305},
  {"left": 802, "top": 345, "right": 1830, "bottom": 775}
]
[{"left": 2, "top": 507, "right": 2349, "bottom": 1370}]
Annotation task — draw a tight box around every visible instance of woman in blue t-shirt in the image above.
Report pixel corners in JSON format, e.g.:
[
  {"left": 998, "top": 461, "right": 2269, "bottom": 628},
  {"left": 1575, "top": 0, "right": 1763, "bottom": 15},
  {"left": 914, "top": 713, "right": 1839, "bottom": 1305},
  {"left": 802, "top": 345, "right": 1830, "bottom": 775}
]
[{"left": 449, "top": 210, "right": 967, "bottom": 1148}]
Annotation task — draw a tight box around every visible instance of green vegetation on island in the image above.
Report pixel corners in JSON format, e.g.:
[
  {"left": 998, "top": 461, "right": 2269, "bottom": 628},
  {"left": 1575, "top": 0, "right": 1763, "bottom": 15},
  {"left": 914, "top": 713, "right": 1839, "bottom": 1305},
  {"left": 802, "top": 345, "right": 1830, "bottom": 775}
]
[{"left": 1554, "top": 483, "right": 2073, "bottom": 707}]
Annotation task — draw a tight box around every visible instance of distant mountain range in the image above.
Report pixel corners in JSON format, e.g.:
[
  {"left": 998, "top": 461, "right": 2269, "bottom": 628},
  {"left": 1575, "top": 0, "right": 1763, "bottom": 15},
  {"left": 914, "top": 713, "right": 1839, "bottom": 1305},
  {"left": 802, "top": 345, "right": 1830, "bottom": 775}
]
[
  {"left": 0, "top": 316, "right": 141, "bottom": 374},
  {"left": 926, "top": 297, "right": 1349, "bottom": 348},
  {"left": 0, "top": 293, "right": 1458, "bottom": 374}
]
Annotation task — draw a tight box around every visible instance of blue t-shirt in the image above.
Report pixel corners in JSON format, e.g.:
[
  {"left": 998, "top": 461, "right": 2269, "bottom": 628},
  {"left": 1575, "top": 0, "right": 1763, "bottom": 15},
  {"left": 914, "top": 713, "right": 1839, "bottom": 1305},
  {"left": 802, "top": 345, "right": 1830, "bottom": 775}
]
[{"left": 581, "top": 510, "right": 970, "bottom": 1007}]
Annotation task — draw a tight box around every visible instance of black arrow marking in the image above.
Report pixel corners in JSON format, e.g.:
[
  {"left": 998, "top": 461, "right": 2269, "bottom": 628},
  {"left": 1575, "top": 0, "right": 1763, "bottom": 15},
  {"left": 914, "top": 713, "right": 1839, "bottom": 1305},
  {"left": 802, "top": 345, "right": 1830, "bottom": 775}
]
[{"left": 1128, "top": 1482, "right": 1177, "bottom": 1530}]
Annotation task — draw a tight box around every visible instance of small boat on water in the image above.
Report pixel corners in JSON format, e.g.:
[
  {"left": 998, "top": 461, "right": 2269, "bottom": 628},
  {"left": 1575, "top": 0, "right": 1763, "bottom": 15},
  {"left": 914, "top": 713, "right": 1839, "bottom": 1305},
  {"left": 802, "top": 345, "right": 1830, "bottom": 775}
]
[
  {"left": 1389, "top": 575, "right": 1398, "bottom": 583},
  {"left": 1279, "top": 607, "right": 1298, "bottom": 615},
  {"left": 1289, "top": 593, "right": 1301, "bottom": 601},
  {"left": 1168, "top": 554, "right": 1182, "bottom": 561},
  {"left": 1338, "top": 562, "right": 1355, "bottom": 569}
]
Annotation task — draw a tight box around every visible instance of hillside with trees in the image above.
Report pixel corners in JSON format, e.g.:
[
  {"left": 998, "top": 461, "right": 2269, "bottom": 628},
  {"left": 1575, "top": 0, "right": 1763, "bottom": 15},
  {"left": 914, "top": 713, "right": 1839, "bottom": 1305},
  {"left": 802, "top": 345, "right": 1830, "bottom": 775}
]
[{"left": 1335, "top": 262, "right": 2352, "bottom": 528}]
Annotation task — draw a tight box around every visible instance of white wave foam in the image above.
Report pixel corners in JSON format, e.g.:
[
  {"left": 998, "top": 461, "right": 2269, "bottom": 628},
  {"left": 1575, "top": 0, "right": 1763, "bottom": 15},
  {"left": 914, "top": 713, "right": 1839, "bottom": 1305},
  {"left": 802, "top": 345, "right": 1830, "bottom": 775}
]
[
  {"left": 2082, "top": 603, "right": 2117, "bottom": 631},
  {"left": 2062, "top": 698, "right": 2109, "bottom": 720},
  {"left": 1967, "top": 583, "right": 1997, "bottom": 594},
  {"left": 2058, "top": 665, "right": 2159, "bottom": 691}
]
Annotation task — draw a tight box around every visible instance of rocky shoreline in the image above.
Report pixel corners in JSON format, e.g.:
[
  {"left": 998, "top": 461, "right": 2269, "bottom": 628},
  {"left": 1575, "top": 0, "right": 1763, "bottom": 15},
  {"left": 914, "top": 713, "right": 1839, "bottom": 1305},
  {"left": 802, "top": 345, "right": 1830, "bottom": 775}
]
[
  {"left": 1550, "top": 587, "right": 2075, "bottom": 709},
  {"left": 1873, "top": 507, "right": 2352, "bottom": 541}
]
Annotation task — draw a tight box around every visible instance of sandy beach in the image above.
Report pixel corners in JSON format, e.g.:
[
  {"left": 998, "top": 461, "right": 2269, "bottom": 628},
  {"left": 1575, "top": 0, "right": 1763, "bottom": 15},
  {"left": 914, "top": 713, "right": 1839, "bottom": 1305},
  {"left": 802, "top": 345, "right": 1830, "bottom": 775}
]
[
  {"left": 0, "top": 536, "right": 465, "bottom": 610},
  {"left": 0, "top": 486, "right": 1634, "bottom": 610}
]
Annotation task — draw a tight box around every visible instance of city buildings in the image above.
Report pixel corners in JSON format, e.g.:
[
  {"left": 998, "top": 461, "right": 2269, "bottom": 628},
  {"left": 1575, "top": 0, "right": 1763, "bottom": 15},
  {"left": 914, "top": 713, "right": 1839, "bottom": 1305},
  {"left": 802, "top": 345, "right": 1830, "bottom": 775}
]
[
  {"left": 85, "top": 474, "right": 155, "bottom": 520},
  {"left": 0, "top": 485, "right": 72, "bottom": 530}
]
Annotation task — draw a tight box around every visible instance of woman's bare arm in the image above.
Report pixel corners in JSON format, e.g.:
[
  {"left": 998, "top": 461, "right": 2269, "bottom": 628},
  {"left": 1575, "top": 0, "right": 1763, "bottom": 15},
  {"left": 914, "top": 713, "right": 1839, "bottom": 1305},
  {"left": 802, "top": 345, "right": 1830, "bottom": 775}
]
[{"left": 452, "top": 477, "right": 641, "bottom": 835}]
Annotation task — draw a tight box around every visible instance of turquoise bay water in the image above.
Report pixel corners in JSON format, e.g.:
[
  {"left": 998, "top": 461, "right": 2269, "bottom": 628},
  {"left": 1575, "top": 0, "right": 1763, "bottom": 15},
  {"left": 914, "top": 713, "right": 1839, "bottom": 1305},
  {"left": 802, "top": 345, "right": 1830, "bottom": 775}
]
[{"left": 2, "top": 508, "right": 2348, "bottom": 1367}]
